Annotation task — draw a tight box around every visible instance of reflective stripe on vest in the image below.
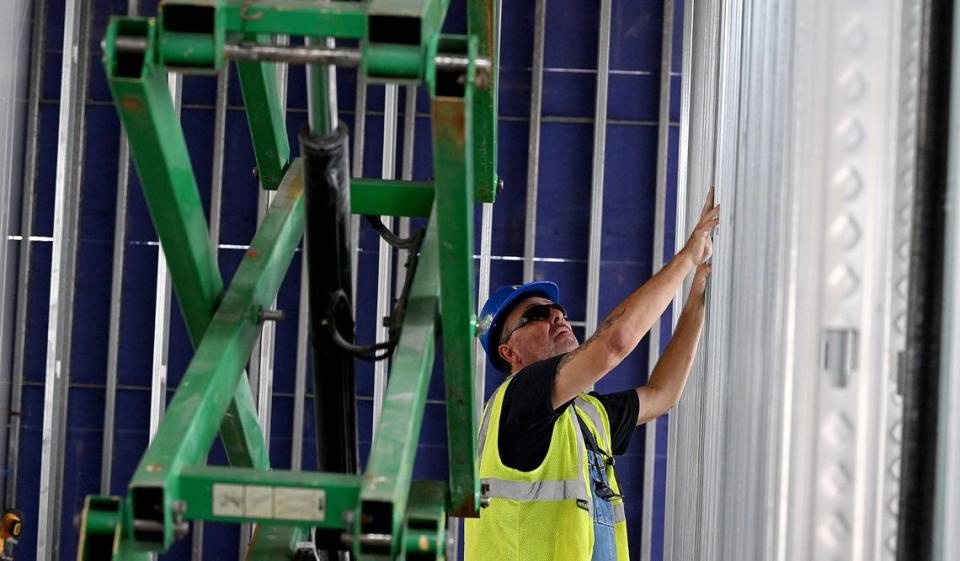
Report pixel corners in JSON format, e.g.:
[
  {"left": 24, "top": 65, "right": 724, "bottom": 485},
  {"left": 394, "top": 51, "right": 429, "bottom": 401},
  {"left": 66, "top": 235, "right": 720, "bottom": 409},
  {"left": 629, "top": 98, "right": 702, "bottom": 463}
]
[
  {"left": 613, "top": 502, "right": 625, "bottom": 523},
  {"left": 477, "top": 384, "right": 502, "bottom": 459},
  {"left": 482, "top": 477, "right": 590, "bottom": 503},
  {"left": 574, "top": 396, "right": 609, "bottom": 453}
]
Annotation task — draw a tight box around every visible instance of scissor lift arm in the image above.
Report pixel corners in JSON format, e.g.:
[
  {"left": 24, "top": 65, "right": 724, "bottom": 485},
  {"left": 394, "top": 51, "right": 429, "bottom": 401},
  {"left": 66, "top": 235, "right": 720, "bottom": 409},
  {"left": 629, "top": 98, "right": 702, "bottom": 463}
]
[{"left": 76, "top": 1, "right": 500, "bottom": 558}]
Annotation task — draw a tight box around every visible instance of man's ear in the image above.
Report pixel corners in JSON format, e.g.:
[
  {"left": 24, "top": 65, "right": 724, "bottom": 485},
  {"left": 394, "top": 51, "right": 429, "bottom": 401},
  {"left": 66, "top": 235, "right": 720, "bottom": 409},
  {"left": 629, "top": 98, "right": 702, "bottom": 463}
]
[{"left": 498, "top": 343, "right": 516, "bottom": 368}]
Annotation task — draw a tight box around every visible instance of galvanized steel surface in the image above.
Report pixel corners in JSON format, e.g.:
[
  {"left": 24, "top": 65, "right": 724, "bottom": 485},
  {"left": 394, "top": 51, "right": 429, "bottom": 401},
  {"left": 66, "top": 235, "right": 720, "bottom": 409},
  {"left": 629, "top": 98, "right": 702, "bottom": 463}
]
[{"left": 663, "top": 0, "right": 921, "bottom": 560}]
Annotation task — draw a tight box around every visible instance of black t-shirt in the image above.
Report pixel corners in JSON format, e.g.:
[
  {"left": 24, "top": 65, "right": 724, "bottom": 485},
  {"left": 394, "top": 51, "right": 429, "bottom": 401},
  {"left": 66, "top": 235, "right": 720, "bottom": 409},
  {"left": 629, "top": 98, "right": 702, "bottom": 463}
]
[{"left": 497, "top": 353, "right": 640, "bottom": 472}]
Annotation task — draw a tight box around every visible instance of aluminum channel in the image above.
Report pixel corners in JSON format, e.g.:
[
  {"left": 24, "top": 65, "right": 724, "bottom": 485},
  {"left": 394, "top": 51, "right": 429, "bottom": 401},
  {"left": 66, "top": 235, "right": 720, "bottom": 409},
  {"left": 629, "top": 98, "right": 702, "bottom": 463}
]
[
  {"left": 395, "top": 85, "right": 417, "bottom": 297},
  {"left": 36, "top": 0, "right": 91, "bottom": 556},
  {"left": 0, "top": 0, "right": 33, "bottom": 511},
  {"left": 522, "top": 0, "right": 547, "bottom": 284},
  {"left": 350, "top": 72, "right": 367, "bottom": 306},
  {"left": 664, "top": 0, "right": 721, "bottom": 555},
  {"left": 641, "top": 0, "right": 674, "bottom": 558},
  {"left": 584, "top": 0, "right": 612, "bottom": 339},
  {"left": 5, "top": 0, "right": 47, "bottom": 509},
  {"left": 148, "top": 73, "right": 182, "bottom": 441},
  {"left": 372, "top": 83, "right": 399, "bottom": 437}
]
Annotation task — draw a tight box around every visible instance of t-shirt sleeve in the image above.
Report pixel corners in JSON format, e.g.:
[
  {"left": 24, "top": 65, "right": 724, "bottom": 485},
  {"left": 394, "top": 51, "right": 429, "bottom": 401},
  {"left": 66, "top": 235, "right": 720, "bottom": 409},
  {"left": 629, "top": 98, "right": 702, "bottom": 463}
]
[{"left": 589, "top": 389, "right": 639, "bottom": 455}]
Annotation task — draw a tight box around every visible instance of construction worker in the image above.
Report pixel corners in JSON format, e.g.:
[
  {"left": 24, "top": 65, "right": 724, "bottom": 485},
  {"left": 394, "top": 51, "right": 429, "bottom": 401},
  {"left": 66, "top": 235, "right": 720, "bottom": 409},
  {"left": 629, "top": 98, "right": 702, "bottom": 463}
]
[{"left": 464, "top": 190, "right": 719, "bottom": 560}]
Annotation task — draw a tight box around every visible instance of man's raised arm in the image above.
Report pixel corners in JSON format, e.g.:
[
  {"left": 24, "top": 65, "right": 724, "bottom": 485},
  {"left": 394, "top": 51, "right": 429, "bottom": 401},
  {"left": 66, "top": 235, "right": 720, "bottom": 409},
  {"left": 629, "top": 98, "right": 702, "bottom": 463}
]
[
  {"left": 635, "top": 262, "right": 709, "bottom": 424},
  {"left": 552, "top": 189, "right": 719, "bottom": 408}
]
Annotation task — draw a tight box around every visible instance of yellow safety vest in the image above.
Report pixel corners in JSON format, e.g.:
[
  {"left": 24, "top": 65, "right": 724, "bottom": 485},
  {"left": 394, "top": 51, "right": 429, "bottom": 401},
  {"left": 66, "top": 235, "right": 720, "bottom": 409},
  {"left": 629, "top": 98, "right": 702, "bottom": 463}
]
[{"left": 464, "top": 377, "right": 630, "bottom": 560}]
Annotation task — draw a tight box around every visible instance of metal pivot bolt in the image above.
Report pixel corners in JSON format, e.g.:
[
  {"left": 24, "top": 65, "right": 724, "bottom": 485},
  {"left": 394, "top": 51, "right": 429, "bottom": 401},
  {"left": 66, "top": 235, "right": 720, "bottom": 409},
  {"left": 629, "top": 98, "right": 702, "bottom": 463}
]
[
  {"left": 259, "top": 308, "right": 285, "bottom": 322},
  {"left": 171, "top": 500, "right": 189, "bottom": 539}
]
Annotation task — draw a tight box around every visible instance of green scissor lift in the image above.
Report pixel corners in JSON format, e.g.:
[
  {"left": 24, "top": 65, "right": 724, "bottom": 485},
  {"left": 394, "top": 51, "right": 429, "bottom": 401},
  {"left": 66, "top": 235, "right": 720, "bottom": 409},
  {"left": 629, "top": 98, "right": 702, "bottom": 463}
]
[{"left": 76, "top": 0, "right": 499, "bottom": 558}]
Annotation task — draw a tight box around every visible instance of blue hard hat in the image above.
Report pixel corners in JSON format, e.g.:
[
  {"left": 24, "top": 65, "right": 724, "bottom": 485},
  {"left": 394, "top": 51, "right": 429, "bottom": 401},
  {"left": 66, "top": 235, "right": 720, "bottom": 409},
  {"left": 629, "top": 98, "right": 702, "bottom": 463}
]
[{"left": 478, "top": 281, "right": 560, "bottom": 372}]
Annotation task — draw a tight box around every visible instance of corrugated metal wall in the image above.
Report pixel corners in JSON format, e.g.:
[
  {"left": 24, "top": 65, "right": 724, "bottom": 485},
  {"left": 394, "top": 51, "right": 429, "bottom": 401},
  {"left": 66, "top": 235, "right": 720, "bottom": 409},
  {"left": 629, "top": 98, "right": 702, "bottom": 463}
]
[{"left": 2, "top": 0, "right": 681, "bottom": 559}]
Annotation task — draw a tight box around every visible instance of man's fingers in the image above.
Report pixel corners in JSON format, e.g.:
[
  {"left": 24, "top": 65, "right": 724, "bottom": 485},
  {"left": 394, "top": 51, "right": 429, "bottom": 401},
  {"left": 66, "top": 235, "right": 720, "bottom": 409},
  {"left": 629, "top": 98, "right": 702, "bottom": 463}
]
[
  {"left": 701, "top": 187, "right": 716, "bottom": 216},
  {"left": 697, "top": 217, "right": 720, "bottom": 233},
  {"left": 698, "top": 204, "right": 720, "bottom": 226}
]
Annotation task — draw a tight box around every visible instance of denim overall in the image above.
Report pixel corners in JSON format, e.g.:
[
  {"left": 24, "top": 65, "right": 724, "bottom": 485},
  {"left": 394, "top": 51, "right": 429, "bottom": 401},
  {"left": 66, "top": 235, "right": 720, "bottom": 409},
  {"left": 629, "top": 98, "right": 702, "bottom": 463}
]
[
  {"left": 587, "top": 448, "right": 618, "bottom": 560},
  {"left": 575, "top": 406, "right": 619, "bottom": 561}
]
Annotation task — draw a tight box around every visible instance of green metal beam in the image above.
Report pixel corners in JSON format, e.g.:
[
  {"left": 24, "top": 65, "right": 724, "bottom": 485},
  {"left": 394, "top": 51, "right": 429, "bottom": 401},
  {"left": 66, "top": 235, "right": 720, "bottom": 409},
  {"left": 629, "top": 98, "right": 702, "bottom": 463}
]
[
  {"left": 357, "top": 214, "right": 440, "bottom": 558},
  {"left": 430, "top": 44, "right": 480, "bottom": 517},
  {"left": 104, "top": 18, "right": 223, "bottom": 341},
  {"left": 351, "top": 178, "right": 434, "bottom": 217},
  {"left": 244, "top": 526, "right": 303, "bottom": 561},
  {"left": 157, "top": 0, "right": 226, "bottom": 71},
  {"left": 104, "top": 17, "right": 270, "bottom": 473},
  {"left": 468, "top": 0, "right": 499, "bottom": 202},
  {"left": 178, "top": 465, "right": 361, "bottom": 526},
  {"left": 219, "top": 380, "right": 270, "bottom": 470},
  {"left": 126, "top": 161, "right": 306, "bottom": 550},
  {"left": 367, "top": 0, "right": 451, "bottom": 48},
  {"left": 223, "top": 0, "right": 367, "bottom": 38},
  {"left": 402, "top": 480, "right": 447, "bottom": 560},
  {"left": 237, "top": 39, "right": 291, "bottom": 190}
]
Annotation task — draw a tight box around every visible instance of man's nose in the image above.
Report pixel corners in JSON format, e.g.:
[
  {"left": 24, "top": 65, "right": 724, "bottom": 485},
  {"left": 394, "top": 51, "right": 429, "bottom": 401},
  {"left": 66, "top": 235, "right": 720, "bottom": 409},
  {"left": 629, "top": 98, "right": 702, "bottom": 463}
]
[{"left": 549, "top": 307, "right": 566, "bottom": 323}]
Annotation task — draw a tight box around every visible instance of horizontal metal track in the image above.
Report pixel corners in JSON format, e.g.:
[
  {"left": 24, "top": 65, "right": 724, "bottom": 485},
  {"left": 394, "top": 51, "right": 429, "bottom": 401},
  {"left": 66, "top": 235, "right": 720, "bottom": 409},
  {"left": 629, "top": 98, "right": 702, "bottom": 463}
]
[{"left": 113, "top": 37, "right": 492, "bottom": 74}]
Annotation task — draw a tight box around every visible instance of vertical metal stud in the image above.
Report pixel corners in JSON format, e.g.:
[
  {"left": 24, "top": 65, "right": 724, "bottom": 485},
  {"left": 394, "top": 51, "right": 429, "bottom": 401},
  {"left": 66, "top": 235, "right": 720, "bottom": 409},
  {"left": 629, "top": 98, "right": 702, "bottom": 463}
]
[
  {"left": 879, "top": 2, "right": 922, "bottom": 559},
  {"left": 100, "top": 0, "right": 141, "bottom": 499},
  {"left": 191, "top": 62, "right": 229, "bottom": 561},
  {"left": 642, "top": 1, "right": 674, "bottom": 559},
  {"left": 523, "top": 0, "right": 547, "bottom": 284},
  {"left": 350, "top": 74, "right": 368, "bottom": 305},
  {"left": 291, "top": 263, "right": 309, "bottom": 471},
  {"left": 0, "top": 0, "right": 29, "bottom": 509},
  {"left": 476, "top": 0, "right": 505, "bottom": 436},
  {"left": 584, "top": 0, "right": 612, "bottom": 338},
  {"left": 289, "top": 36, "right": 310, "bottom": 471},
  {"left": 37, "top": 0, "right": 91, "bottom": 557},
  {"left": 210, "top": 67, "right": 229, "bottom": 253},
  {"left": 290, "top": 46, "right": 310, "bottom": 466},
  {"left": 663, "top": 0, "right": 719, "bottom": 561},
  {"left": 395, "top": 84, "right": 418, "bottom": 298},
  {"left": 148, "top": 74, "right": 182, "bottom": 441},
  {"left": 5, "top": 0, "right": 47, "bottom": 508},
  {"left": 101, "top": 73, "right": 130, "bottom": 497},
  {"left": 373, "top": 84, "right": 399, "bottom": 436},
  {"left": 475, "top": 202, "right": 494, "bottom": 414}
]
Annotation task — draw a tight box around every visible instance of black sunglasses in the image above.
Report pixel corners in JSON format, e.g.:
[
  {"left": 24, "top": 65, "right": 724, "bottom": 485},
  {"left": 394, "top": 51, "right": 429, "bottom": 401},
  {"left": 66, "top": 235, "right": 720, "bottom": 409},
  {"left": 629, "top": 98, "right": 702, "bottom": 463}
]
[{"left": 500, "top": 303, "right": 567, "bottom": 344}]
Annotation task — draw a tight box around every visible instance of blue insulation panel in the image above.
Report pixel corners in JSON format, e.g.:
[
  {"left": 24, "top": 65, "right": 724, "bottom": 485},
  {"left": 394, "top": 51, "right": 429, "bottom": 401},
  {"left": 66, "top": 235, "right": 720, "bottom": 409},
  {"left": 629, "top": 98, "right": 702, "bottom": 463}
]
[{"left": 9, "top": 0, "right": 683, "bottom": 559}]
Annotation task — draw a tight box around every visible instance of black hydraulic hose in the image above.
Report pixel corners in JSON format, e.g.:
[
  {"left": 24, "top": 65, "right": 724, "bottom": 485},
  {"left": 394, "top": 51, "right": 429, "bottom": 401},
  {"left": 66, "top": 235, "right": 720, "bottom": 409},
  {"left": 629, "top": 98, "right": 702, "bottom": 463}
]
[
  {"left": 324, "top": 226, "right": 425, "bottom": 362},
  {"left": 364, "top": 214, "right": 421, "bottom": 249},
  {"left": 299, "top": 122, "right": 359, "bottom": 478},
  {"left": 897, "top": 0, "right": 952, "bottom": 558}
]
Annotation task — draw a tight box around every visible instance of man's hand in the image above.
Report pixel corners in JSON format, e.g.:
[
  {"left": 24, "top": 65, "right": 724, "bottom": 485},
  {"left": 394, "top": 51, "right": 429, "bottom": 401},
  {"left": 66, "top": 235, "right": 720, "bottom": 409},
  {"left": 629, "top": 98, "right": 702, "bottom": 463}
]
[{"left": 681, "top": 188, "right": 720, "bottom": 267}]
